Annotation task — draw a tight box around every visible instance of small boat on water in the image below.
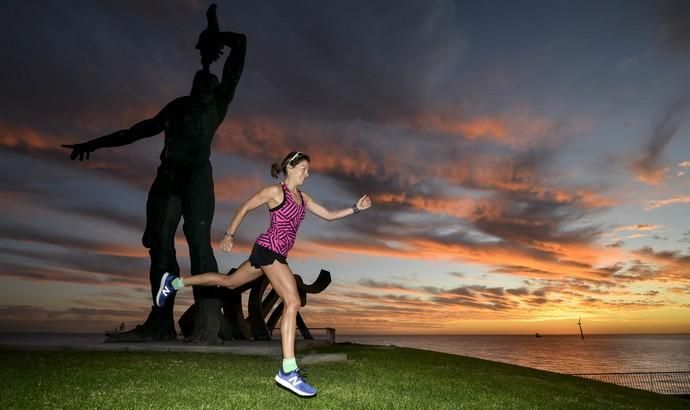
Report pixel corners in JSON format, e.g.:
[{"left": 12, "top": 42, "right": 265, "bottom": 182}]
[{"left": 535, "top": 332, "right": 542, "bottom": 338}]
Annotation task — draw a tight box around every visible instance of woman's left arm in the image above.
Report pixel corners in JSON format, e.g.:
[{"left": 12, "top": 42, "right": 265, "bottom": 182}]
[{"left": 303, "top": 192, "right": 372, "bottom": 221}]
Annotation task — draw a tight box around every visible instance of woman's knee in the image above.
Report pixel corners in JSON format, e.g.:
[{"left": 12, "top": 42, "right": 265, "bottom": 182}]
[{"left": 283, "top": 295, "right": 301, "bottom": 311}]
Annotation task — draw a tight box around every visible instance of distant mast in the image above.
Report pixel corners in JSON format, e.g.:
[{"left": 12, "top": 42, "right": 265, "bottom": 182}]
[{"left": 577, "top": 315, "right": 584, "bottom": 340}]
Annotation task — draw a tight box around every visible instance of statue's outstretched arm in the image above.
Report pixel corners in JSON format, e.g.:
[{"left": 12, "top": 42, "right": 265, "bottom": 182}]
[
  {"left": 216, "top": 31, "right": 246, "bottom": 105},
  {"left": 62, "top": 108, "right": 167, "bottom": 161}
]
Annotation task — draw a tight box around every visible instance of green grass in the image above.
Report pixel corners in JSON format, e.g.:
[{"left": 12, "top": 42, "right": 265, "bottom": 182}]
[{"left": 1, "top": 343, "right": 686, "bottom": 409}]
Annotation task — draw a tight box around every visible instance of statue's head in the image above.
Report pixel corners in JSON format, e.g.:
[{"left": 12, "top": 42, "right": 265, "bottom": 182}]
[{"left": 191, "top": 70, "right": 220, "bottom": 97}]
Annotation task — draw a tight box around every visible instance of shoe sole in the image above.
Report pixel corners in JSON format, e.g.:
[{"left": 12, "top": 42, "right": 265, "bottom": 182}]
[
  {"left": 155, "top": 272, "right": 170, "bottom": 307},
  {"left": 274, "top": 376, "right": 317, "bottom": 398}
]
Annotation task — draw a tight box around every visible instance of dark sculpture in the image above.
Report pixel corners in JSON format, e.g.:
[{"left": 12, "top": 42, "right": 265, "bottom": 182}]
[
  {"left": 179, "top": 270, "right": 332, "bottom": 341},
  {"left": 62, "top": 5, "right": 246, "bottom": 343}
]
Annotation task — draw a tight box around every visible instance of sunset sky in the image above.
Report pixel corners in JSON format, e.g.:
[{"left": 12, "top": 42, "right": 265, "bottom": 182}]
[{"left": 1, "top": 0, "right": 689, "bottom": 335}]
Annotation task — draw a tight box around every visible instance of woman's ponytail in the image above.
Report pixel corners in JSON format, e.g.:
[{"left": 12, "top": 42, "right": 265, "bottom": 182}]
[{"left": 270, "top": 162, "right": 282, "bottom": 179}]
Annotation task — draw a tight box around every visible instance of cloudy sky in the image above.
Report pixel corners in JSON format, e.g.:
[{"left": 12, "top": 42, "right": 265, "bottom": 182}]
[{"left": 1, "top": 0, "right": 689, "bottom": 335}]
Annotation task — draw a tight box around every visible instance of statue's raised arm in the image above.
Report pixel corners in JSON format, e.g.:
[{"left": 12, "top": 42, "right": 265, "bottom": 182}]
[
  {"left": 61, "top": 108, "right": 167, "bottom": 161},
  {"left": 216, "top": 31, "right": 247, "bottom": 107}
]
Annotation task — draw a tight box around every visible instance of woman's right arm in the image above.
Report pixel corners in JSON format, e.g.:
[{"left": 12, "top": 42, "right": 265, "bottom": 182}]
[{"left": 219, "top": 185, "right": 281, "bottom": 252}]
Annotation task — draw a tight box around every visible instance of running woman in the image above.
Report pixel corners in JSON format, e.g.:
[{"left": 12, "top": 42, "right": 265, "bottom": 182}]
[{"left": 155, "top": 151, "right": 372, "bottom": 397}]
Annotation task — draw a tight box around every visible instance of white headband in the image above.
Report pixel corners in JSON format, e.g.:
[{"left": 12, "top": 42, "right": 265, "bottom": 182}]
[{"left": 286, "top": 151, "right": 303, "bottom": 165}]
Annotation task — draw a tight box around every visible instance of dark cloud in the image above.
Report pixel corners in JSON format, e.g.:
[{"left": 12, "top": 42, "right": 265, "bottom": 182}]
[
  {"left": 0, "top": 154, "right": 149, "bottom": 234},
  {"left": 680, "top": 230, "right": 690, "bottom": 244},
  {"left": 630, "top": 2, "right": 690, "bottom": 184},
  {"left": 0, "top": 223, "right": 125, "bottom": 256},
  {"left": 515, "top": 278, "right": 620, "bottom": 302},
  {"left": 231, "top": 1, "right": 465, "bottom": 120},
  {"left": 0, "top": 1, "right": 202, "bottom": 132},
  {"left": 657, "top": 0, "right": 690, "bottom": 54},
  {"left": 631, "top": 94, "right": 690, "bottom": 184},
  {"left": 446, "top": 287, "right": 475, "bottom": 297},
  {"left": 583, "top": 299, "right": 666, "bottom": 309},
  {"left": 635, "top": 246, "right": 690, "bottom": 266},
  {"left": 495, "top": 265, "right": 558, "bottom": 278},
  {"left": 471, "top": 198, "right": 600, "bottom": 248},
  {"left": 0, "top": 243, "right": 150, "bottom": 286},
  {"left": 506, "top": 287, "right": 530, "bottom": 297},
  {"left": 430, "top": 296, "right": 516, "bottom": 311},
  {"left": 0, "top": 1, "right": 465, "bottom": 135},
  {"left": 343, "top": 279, "right": 567, "bottom": 315},
  {"left": 357, "top": 279, "right": 415, "bottom": 292},
  {"left": 532, "top": 288, "right": 546, "bottom": 297}
]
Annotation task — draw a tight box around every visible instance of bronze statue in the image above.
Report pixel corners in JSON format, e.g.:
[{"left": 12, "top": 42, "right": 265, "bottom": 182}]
[{"left": 62, "top": 5, "right": 246, "bottom": 342}]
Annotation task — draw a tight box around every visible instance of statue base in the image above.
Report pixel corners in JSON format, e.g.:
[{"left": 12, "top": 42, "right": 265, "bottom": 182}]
[{"left": 105, "top": 308, "right": 176, "bottom": 343}]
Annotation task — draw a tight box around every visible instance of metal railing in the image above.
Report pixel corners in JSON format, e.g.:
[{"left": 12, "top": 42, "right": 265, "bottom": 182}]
[{"left": 570, "top": 371, "right": 690, "bottom": 396}]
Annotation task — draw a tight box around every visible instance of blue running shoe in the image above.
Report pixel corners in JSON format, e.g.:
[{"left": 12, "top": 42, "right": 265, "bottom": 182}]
[
  {"left": 274, "top": 368, "right": 317, "bottom": 397},
  {"left": 155, "top": 272, "right": 177, "bottom": 307}
]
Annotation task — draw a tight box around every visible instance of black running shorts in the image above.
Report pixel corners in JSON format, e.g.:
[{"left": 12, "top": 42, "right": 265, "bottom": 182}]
[{"left": 249, "top": 243, "right": 288, "bottom": 268}]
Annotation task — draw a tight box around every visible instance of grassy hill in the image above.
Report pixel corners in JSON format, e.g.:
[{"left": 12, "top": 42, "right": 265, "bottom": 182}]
[{"left": 1, "top": 343, "right": 686, "bottom": 409}]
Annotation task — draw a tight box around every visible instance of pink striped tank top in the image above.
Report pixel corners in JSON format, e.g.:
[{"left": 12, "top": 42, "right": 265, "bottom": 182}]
[{"left": 255, "top": 183, "right": 307, "bottom": 256}]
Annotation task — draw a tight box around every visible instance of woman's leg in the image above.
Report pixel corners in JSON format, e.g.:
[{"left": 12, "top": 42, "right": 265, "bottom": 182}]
[
  {"left": 263, "top": 261, "right": 317, "bottom": 397},
  {"left": 182, "top": 260, "right": 263, "bottom": 289},
  {"left": 157, "top": 260, "right": 264, "bottom": 308},
  {"left": 261, "top": 261, "right": 301, "bottom": 360}
]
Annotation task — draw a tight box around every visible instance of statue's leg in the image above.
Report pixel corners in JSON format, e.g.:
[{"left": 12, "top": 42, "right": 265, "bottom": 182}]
[
  {"left": 182, "top": 162, "right": 218, "bottom": 282},
  {"left": 181, "top": 162, "right": 222, "bottom": 343},
  {"left": 106, "top": 168, "right": 181, "bottom": 342},
  {"left": 144, "top": 168, "right": 182, "bottom": 340}
]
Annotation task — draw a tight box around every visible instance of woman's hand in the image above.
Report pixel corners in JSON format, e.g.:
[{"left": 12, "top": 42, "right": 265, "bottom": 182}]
[
  {"left": 356, "top": 194, "right": 372, "bottom": 211},
  {"left": 219, "top": 234, "right": 234, "bottom": 253}
]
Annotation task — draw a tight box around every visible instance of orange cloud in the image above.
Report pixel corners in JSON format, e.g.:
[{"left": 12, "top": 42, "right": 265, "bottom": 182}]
[
  {"left": 216, "top": 117, "right": 615, "bottom": 217},
  {"left": 431, "top": 160, "right": 614, "bottom": 209},
  {"left": 631, "top": 161, "right": 668, "bottom": 185},
  {"left": 409, "top": 110, "right": 591, "bottom": 150},
  {"left": 0, "top": 121, "right": 59, "bottom": 151},
  {"left": 214, "top": 174, "right": 264, "bottom": 202},
  {"left": 614, "top": 224, "right": 664, "bottom": 232},
  {"left": 216, "top": 117, "right": 381, "bottom": 178},
  {"left": 633, "top": 247, "right": 690, "bottom": 282},
  {"left": 420, "top": 114, "right": 509, "bottom": 141},
  {"left": 379, "top": 194, "right": 479, "bottom": 220},
  {"left": 216, "top": 117, "right": 292, "bottom": 159},
  {"left": 295, "top": 232, "right": 627, "bottom": 284},
  {"left": 373, "top": 190, "right": 611, "bottom": 250},
  {"left": 645, "top": 195, "right": 690, "bottom": 210}
]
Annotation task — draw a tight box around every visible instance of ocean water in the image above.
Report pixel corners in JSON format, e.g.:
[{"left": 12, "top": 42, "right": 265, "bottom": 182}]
[
  {"left": 2, "top": 332, "right": 689, "bottom": 375},
  {"left": 341, "top": 334, "right": 690, "bottom": 374}
]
